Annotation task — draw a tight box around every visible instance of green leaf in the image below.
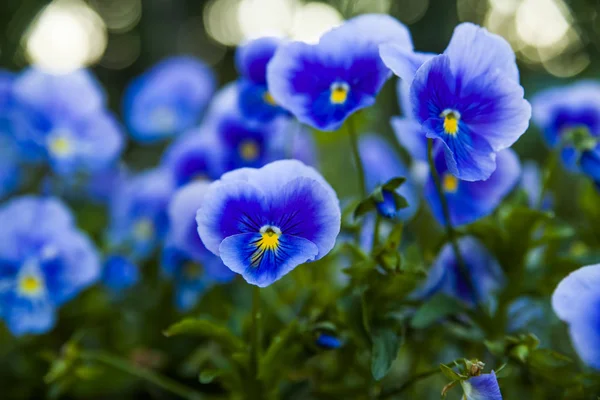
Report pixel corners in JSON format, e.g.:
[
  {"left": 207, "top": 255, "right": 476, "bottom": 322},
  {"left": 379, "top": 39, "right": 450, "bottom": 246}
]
[
  {"left": 258, "top": 321, "right": 301, "bottom": 381},
  {"left": 199, "top": 368, "right": 221, "bottom": 384},
  {"left": 382, "top": 177, "right": 406, "bottom": 191},
  {"left": 371, "top": 328, "right": 402, "bottom": 381},
  {"left": 164, "top": 319, "right": 245, "bottom": 353},
  {"left": 410, "top": 294, "right": 464, "bottom": 329},
  {"left": 353, "top": 198, "right": 376, "bottom": 219},
  {"left": 440, "top": 364, "right": 462, "bottom": 381}
]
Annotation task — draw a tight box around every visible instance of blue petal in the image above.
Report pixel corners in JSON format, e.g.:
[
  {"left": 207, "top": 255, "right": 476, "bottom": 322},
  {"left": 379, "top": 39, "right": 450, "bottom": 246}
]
[
  {"left": 102, "top": 255, "right": 139, "bottom": 291},
  {"left": 552, "top": 264, "right": 600, "bottom": 326},
  {"left": 123, "top": 57, "right": 216, "bottom": 142},
  {"left": 267, "top": 25, "right": 391, "bottom": 131},
  {"left": 580, "top": 148, "right": 600, "bottom": 181},
  {"left": 235, "top": 37, "right": 282, "bottom": 84},
  {"left": 359, "top": 134, "right": 419, "bottom": 220},
  {"left": 445, "top": 22, "right": 519, "bottom": 83},
  {"left": 237, "top": 79, "right": 287, "bottom": 123},
  {"left": 568, "top": 318, "right": 600, "bottom": 370},
  {"left": 391, "top": 117, "right": 428, "bottom": 161},
  {"left": 426, "top": 148, "right": 520, "bottom": 227},
  {"left": 42, "top": 230, "right": 100, "bottom": 305},
  {"left": 196, "top": 181, "right": 267, "bottom": 256},
  {"left": 4, "top": 295, "right": 56, "bottom": 336},
  {"left": 343, "top": 14, "right": 413, "bottom": 49},
  {"left": 462, "top": 372, "right": 503, "bottom": 400},
  {"left": 219, "top": 233, "right": 318, "bottom": 287},
  {"left": 316, "top": 333, "right": 343, "bottom": 349},
  {"left": 162, "top": 129, "right": 225, "bottom": 186},
  {"left": 379, "top": 45, "right": 435, "bottom": 84},
  {"left": 414, "top": 237, "right": 505, "bottom": 307},
  {"left": 267, "top": 176, "right": 341, "bottom": 258}
]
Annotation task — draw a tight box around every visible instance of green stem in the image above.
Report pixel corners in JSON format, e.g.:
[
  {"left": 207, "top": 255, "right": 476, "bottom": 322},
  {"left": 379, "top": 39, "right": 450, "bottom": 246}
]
[
  {"left": 426, "top": 139, "right": 479, "bottom": 305},
  {"left": 537, "top": 147, "right": 560, "bottom": 210},
  {"left": 347, "top": 116, "right": 368, "bottom": 199},
  {"left": 379, "top": 368, "right": 441, "bottom": 399},
  {"left": 249, "top": 285, "right": 263, "bottom": 399},
  {"left": 79, "top": 350, "right": 202, "bottom": 400}
]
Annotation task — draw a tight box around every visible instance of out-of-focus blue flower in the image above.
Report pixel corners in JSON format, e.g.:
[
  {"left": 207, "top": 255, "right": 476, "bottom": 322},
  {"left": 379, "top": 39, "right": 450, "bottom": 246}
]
[
  {"left": 12, "top": 68, "right": 124, "bottom": 175},
  {"left": 162, "top": 129, "right": 225, "bottom": 187},
  {"left": 267, "top": 14, "right": 412, "bottom": 131},
  {"left": 123, "top": 57, "right": 216, "bottom": 143},
  {"left": 236, "top": 37, "right": 288, "bottom": 122},
  {"left": 531, "top": 81, "right": 600, "bottom": 170},
  {"left": 461, "top": 371, "right": 503, "bottom": 400},
  {"left": 316, "top": 333, "right": 343, "bottom": 349},
  {"left": 107, "top": 168, "right": 175, "bottom": 260},
  {"left": 382, "top": 23, "right": 530, "bottom": 181},
  {"left": 426, "top": 148, "right": 521, "bottom": 227},
  {"left": 168, "top": 182, "right": 237, "bottom": 281},
  {"left": 520, "top": 161, "right": 552, "bottom": 210},
  {"left": 507, "top": 297, "right": 552, "bottom": 342},
  {"left": 102, "top": 254, "right": 139, "bottom": 292},
  {"left": 161, "top": 246, "right": 213, "bottom": 311},
  {"left": 359, "top": 134, "right": 419, "bottom": 220},
  {"left": 202, "top": 84, "right": 318, "bottom": 170},
  {"left": 0, "top": 197, "right": 100, "bottom": 336},
  {"left": 0, "top": 71, "right": 24, "bottom": 198},
  {"left": 196, "top": 160, "right": 340, "bottom": 287},
  {"left": 552, "top": 264, "right": 600, "bottom": 370},
  {"left": 413, "top": 237, "right": 505, "bottom": 307}
]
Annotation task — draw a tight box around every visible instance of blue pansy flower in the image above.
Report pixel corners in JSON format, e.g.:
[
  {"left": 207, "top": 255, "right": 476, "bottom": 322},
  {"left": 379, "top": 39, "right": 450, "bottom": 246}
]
[
  {"left": 102, "top": 254, "right": 140, "bottom": 292},
  {"left": 531, "top": 81, "right": 600, "bottom": 170},
  {"left": 359, "top": 134, "right": 419, "bottom": 220},
  {"left": 0, "top": 197, "right": 100, "bottom": 335},
  {"left": 162, "top": 129, "right": 225, "bottom": 187},
  {"left": 426, "top": 148, "right": 521, "bottom": 227},
  {"left": 161, "top": 246, "right": 214, "bottom": 311},
  {"left": 267, "top": 14, "right": 413, "bottom": 131},
  {"left": 0, "top": 71, "right": 25, "bottom": 198},
  {"left": 168, "top": 181, "right": 237, "bottom": 281},
  {"left": 413, "top": 237, "right": 505, "bottom": 307},
  {"left": 123, "top": 57, "right": 216, "bottom": 142},
  {"left": 236, "top": 37, "right": 288, "bottom": 122},
  {"left": 552, "top": 264, "right": 600, "bottom": 370},
  {"left": 381, "top": 23, "right": 531, "bottom": 181},
  {"left": 196, "top": 160, "right": 341, "bottom": 287},
  {"left": 107, "top": 168, "right": 175, "bottom": 260},
  {"left": 461, "top": 371, "right": 503, "bottom": 400},
  {"left": 164, "top": 182, "right": 236, "bottom": 309},
  {"left": 12, "top": 68, "right": 124, "bottom": 175}
]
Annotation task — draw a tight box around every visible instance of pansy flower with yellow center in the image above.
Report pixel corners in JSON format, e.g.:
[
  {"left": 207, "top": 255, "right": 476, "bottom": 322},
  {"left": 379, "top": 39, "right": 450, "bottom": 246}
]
[
  {"left": 381, "top": 23, "right": 531, "bottom": 181},
  {"left": 107, "top": 168, "right": 174, "bottom": 260},
  {"left": 235, "top": 37, "right": 289, "bottom": 123},
  {"left": 0, "top": 197, "right": 100, "bottom": 336},
  {"left": 123, "top": 57, "right": 216, "bottom": 143},
  {"left": 267, "top": 14, "right": 414, "bottom": 131},
  {"left": 12, "top": 68, "right": 124, "bottom": 176},
  {"left": 425, "top": 147, "right": 520, "bottom": 227},
  {"left": 196, "top": 160, "right": 341, "bottom": 287}
]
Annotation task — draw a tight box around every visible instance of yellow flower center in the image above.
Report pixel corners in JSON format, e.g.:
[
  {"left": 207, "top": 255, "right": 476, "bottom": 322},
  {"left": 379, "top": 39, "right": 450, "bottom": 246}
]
[
  {"left": 330, "top": 82, "right": 350, "bottom": 104},
  {"left": 442, "top": 173, "right": 459, "bottom": 193},
  {"left": 263, "top": 91, "right": 277, "bottom": 106},
  {"left": 239, "top": 140, "right": 259, "bottom": 161},
  {"left": 133, "top": 218, "right": 155, "bottom": 241},
  {"left": 49, "top": 135, "right": 73, "bottom": 157},
  {"left": 251, "top": 226, "right": 282, "bottom": 266},
  {"left": 19, "top": 274, "right": 43, "bottom": 296},
  {"left": 441, "top": 109, "right": 461, "bottom": 136}
]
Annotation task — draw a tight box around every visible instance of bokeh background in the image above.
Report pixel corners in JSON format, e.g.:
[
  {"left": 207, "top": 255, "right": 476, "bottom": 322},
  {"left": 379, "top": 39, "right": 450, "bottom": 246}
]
[{"left": 2, "top": 0, "right": 599, "bottom": 199}]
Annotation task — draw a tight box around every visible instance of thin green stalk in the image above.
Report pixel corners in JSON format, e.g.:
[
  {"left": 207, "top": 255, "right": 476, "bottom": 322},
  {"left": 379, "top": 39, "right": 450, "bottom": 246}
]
[
  {"left": 372, "top": 213, "right": 381, "bottom": 251},
  {"left": 426, "top": 139, "right": 479, "bottom": 305},
  {"left": 79, "top": 350, "right": 202, "bottom": 400},
  {"left": 347, "top": 116, "right": 368, "bottom": 199},
  {"left": 249, "top": 285, "right": 263, "bottom": 399}
]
